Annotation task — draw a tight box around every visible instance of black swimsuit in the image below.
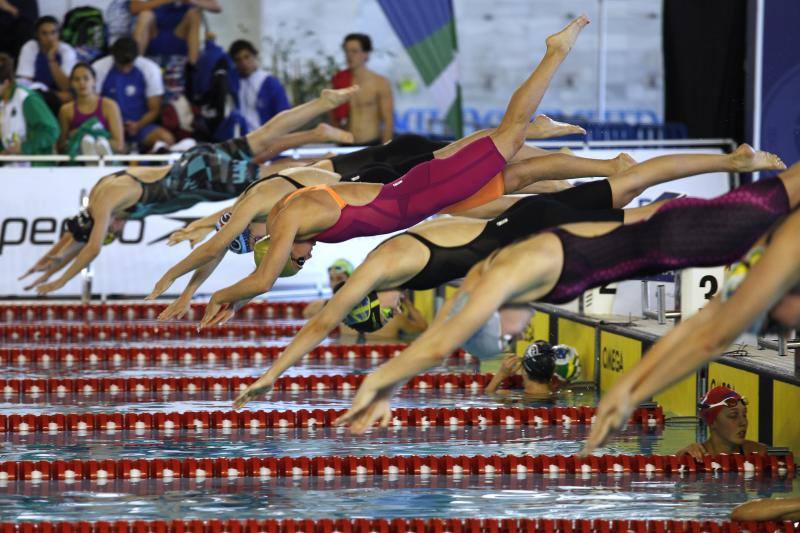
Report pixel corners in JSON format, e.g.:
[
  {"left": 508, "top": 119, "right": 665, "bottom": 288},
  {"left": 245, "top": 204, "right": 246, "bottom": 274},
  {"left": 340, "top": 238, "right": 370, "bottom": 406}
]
[{"left": 398, "top": 180, "right": 625, "bottom": 290}]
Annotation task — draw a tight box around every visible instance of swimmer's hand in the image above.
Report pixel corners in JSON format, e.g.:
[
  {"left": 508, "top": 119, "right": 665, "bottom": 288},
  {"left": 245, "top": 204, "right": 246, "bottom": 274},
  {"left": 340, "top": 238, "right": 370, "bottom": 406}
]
[
  {"left": 23, "top": 269, "right": 58, "bottom": 291},
  {"left": 581, "top": 381, "right": 634, "bottom": 456},
  {"left": 199, "top": 297, "right": 248, "bottom": 329},
  {"left": 232, "top": 374, "right": 275, "bottom": 409},
  {"left": 676, "top": 442, "right": 708, "bottom": 462},
  {"left": 35, "top": 278, "right": 66, "bottom": 295},
  {"left": 146, "top": 276, "right": 174, "bottom": 300},
  {"left": 157, "top": 295, "right": 191, "bottom": 321},
  {"left": 167, "top": 225, "right": 212, "bottom": 248},
  {"left": 333, "top": 377, "right": 394, "bottom": 434},
  {"left": 19, "top": 256, "right": 56, "bottom": 280}
]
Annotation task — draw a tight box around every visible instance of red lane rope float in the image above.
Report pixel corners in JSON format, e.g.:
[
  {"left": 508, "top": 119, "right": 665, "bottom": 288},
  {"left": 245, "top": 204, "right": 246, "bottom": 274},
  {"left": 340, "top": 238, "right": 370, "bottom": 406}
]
[
  {"left": 0, "top": 344, "right": 472, "bottom": 365},
  {"left": 0, "top": 405, "right": 664, "bottom": 433},
  {"left": 0, "top": 371, "right": 517, "bottom": 397},
  {"left": 0, "top": 519, "right": 797, "bottom": 533},
  {"left": 0, "top": 323, "right": 306, "bottom": 343},
  {"left": 0, "top": 302, "right": 307, "bottom": 322},
  {"left": 0, "top": 452, "right": 793, "bottom": 481},
  {"left": 1, "top": 519, "right": 798, "bottom": 533}
]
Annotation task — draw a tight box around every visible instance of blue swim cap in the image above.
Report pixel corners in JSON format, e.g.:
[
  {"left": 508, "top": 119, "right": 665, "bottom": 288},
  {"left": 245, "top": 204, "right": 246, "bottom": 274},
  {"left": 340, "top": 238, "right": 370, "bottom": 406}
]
[{"left": 215, "top": 211, "right": 253, "bottom": 254}]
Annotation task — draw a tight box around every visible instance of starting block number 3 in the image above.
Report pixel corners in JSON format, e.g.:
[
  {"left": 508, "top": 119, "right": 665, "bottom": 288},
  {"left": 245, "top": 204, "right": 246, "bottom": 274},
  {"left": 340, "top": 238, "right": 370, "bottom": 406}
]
[{"left": 680, "top": 267, "right": 725, "bottom": 319}]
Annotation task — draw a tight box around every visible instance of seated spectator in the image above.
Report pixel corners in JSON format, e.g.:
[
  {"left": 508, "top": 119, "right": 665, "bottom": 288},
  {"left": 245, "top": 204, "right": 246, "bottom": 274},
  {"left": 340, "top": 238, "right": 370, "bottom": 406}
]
[
  {"left": 676, "top": 386, "right": 767, "bottom": 460},
  {"left": 0, "top": 0, "right": 37, "bottom": 61},
  {"left": 57, "top": 63, "right": 124, "bottom": 157},
  {"left": 228, "top": 39, "right": 290, "bottom": 135},
  {"left": 93, "top": 37, "right": 174, "bottom": 152},
  {"left": 485, "top": 342, "right": 581, "bottom": 398},
  {"left": 330, "top": 33, "right": 393, "bottom": 145},
  {"left": 0, "top": 52, "right": 60, "bottom": 157},
  {"left": 131, "top": 0, "right": 221, "bottom": 65},
  {"left": 16, "top": 16, "right": 77, "bottom": 112}
]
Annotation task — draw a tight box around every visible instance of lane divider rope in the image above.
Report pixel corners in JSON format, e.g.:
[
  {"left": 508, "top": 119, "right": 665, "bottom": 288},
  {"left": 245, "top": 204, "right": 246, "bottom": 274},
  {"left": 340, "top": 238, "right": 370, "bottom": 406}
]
[
  {"left": 0, "top": 405, "right": 664, "bottom": 433},
  {"left": 0, "top": 302, "right": 306, "bottom": 322},
  {"left": 0, "top": 344, "right": 470, "bottom": 365},
  {"left": 0, "top": 451, "right": 792, "bottom": 481},
  {"left": 0, "top": 518, "right": 797, "bottom": 533}
]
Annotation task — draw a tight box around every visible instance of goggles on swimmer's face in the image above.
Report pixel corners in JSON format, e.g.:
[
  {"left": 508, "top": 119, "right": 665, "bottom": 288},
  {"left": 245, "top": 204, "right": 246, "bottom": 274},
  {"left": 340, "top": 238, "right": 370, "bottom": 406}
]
[
  {"left": 215, "top": 211, "right": 254, "bottom": 254},
  {"left": 699, "top": 396, "right": 748, "bottom": 410}
]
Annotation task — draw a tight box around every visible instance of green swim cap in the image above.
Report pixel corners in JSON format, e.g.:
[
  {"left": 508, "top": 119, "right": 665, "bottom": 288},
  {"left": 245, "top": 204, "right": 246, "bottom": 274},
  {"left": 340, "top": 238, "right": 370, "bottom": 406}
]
[
  {"left": 328, "top": 258, "right": 354, "bottom": 276},
  {"left": 253, "top": 236, "right": 300, "bottom": 277}
]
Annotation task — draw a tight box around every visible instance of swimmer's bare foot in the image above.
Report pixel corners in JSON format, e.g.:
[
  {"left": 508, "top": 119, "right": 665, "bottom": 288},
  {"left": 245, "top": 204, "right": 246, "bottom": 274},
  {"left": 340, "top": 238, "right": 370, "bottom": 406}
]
[
  {"left": 612, "top": 152, "right": 637, "bottom": 174},
  {"left": 545, "top": 15, "right": 590, "bottom": 56},
  {"left": 314, "top": 123, "right": 355, "bottom": 144},
  {"left": 321, "top": 86, "right": 360, "bottom": 108},
  {"left": 731, "top": 144, "right": 786, "bottom": 172},
  {"left": 527, "top": 115, "right": 586, "bottom": 138}
]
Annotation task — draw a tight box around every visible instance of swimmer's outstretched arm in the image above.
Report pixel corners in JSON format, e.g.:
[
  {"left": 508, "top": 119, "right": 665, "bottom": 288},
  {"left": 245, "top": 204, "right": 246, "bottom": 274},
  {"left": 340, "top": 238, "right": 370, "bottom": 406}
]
[
  {"left": 149, "top": 194, "right": 264, "bottom": 299},
  {"left": 731, "top": 496, "right": 800, "bottom": 521},
  {"left": 23, "top": 238, "right": 84, "bottom": 290},
  {"left": 32, "top": 188, "right": 133, "bottom": 294},
  {"left": 583, "top": 209, "right": 800, "bottom": 454},
  {"left": 19, "top": 233, "right": 75, "bottom": 280},
  {"left": 157, "top": 252, "right": 225, "bottom": 321},
  {"left": 167, "top": 205, "right": 234, "bottom": 247},
  {"left": 232, "top": 261, "right": 390, "bottom": 408},
  {"left": 199, "top": 214, "right": 301, "bottom": 328}
]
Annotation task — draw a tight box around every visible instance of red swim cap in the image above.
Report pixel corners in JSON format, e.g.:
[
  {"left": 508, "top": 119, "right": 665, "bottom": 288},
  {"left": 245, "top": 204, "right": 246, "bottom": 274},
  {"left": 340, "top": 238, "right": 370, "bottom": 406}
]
[{"left": 699, "top": 386, "right": 743, "bottom": 426}]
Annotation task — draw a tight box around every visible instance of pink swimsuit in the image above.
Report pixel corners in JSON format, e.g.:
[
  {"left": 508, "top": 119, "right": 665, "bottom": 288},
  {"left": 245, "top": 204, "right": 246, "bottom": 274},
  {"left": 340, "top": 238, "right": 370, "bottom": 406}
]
[{"left": 313, "top": 137, "right": 506, "bottom": 243}]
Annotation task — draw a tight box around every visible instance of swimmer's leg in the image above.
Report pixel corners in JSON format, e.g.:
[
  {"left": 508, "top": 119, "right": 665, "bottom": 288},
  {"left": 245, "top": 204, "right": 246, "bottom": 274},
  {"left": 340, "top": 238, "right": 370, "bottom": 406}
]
[
  {"left": 489, "top": 15, "right": 590, "bottom": 161},
  {"left": 245, "top": 87, "right": 360, "bottom": 154},
  {"left": 608, "top": 144, "right": 786, "bottom": 207},
  {"left": 250, "top": 124, "right": 355, "bottom": 164},
  {"left": 502, "top": 152, "right": 636, "bottom": 193}
]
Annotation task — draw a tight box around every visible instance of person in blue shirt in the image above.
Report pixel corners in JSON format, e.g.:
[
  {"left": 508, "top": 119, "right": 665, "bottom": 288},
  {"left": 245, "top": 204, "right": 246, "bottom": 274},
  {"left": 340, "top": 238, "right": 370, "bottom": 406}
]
[
  {"left": 16, "top": 16, "right": 77, "bottom": 106},
  {"left": 131, "top": 0, "right": 221, "bottom": 64},
  {"left": 228, "top": 39, "right": 290, "bottom": 135},
  {"left": 93, "top": 37, "right": 174, "bottom": 151}
]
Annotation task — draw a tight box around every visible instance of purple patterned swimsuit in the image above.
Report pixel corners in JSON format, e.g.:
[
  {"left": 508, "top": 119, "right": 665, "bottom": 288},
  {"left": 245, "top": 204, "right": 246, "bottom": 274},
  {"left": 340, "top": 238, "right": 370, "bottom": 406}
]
[{"left": 541, "top": 178, "right": 791, "bottom": 304}]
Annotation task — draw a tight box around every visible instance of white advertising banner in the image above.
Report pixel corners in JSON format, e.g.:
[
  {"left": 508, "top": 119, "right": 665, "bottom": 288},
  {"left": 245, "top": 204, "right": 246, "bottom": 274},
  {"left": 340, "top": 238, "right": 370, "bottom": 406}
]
[
  {"left": 0, "top": 167, "right": 391, "bottom": 297},
  {"left": 0, "top": 147, "right": 731, "bottom": 298}
]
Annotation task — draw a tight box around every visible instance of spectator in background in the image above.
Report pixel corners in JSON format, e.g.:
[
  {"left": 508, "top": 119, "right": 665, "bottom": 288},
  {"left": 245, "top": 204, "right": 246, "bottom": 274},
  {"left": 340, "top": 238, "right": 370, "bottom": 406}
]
[
  {"left": 675, "top": 386, "right": 767, "bottom": 461},
  {"left": 0, "top": 52, "right": 59, "bottom": 156},
  {"left": 330, "top": 33, "right": 393, "bottom": 145},
  {"left": 57, "top": 63, "right": 124, "bottom": 157},
  {"left": 229, "top": 39, "right": 290, "bottom": 135},
  {"left": 16, "top": 16, "right": 77, "bottom": 108},
  {"left": 93, "top": 37, "right": 174, "bottom": 152},
  {"left": 131, "top": 0, "right": 221, "bottom": 65},
  {"left": 0, "top": 0, "right": 37, "bottom": 61}
]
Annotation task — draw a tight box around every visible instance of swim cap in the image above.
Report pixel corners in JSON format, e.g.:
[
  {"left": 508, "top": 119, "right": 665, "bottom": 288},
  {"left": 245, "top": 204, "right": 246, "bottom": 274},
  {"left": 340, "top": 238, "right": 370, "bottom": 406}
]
[
  {"left": 65, "top": 209, "right": 94, "bottom": 242},
  {"left": 699, "top": 386, "right": 745, "bottom": 426},
  {"left": 521, "top": 340, "right": 555, "bottom": 382},
  {"left": 552, "top": 344, "right": 581, "bottom": 383},
  {"left": 215, "top": 211, "right": 253, "bottom": 254},
  {"left": 328, "top": 258, "right": 354, "bottom": 276},
  {"left": 462, "top": 311, "right": 504, "bottom": 360},
  {"left": 253, "top": 236, "right": 300, "bottom": 277},
  {"left": 340, "top": 288, "right": 394, "bottom": 333}
]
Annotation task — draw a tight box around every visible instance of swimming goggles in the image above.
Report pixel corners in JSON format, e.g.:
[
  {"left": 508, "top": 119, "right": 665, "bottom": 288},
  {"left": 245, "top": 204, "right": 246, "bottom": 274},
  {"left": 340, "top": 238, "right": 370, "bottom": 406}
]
[{"left": 699, "top": 396, "right": 747, "bottom": 410}]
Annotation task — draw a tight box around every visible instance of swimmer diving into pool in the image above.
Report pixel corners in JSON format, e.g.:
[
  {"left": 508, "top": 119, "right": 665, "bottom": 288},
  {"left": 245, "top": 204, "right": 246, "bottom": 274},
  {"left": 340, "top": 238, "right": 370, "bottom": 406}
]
[{"left": 186, "top": 14, "right": 595, "bottom": 329}]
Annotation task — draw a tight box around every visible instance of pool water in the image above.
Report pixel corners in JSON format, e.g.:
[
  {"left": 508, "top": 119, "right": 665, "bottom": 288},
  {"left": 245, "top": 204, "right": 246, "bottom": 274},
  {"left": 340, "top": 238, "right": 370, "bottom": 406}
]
[{"left": 2, "top": 474, "right": 797, "bottom": 522}]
